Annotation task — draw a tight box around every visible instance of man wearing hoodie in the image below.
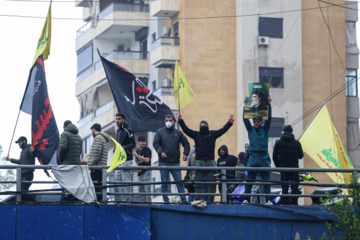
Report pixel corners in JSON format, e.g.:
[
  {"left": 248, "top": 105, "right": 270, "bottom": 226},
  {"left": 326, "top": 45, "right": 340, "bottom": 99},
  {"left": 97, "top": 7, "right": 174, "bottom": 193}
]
[
  {"left": 178, "top": 114, "right": 234, "bottom": 204},
  {"left": 273, "top": 125, "right": 304, "bottom": 205},
  {"left": 243, "top": 96, "right": 272, "bottom": 205},
  {"left": 216, "top": 145, "right": 238, "bottom": 202},
  {"left": 114, "top": 113, "right": 136, "bottom": 202},
  {"left": 82, "top": 123, "right": 109, "bottom": 201},
  {"left": 59, "top": 120, "right": 82, "bottom": 165},
  {"left": 153, "top": 115, "right": 190, "bottom": 203}
]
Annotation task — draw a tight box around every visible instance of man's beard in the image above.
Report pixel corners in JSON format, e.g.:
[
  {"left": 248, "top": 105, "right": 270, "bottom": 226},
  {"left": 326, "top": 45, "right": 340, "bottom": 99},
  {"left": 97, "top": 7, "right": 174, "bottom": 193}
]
[{"left": 251, "top": 99, "right": 260, "bottom": 108}]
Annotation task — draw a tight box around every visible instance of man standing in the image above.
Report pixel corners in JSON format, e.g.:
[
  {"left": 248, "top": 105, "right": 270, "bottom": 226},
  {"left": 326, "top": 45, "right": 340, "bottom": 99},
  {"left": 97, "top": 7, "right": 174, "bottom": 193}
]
[
  {"left": 153, "top": 115, "right": 190, "bottom": 203},
  {"left": 59, "top": 120, "right": 82, "bottom": 165},
  {"left": 6, "top": 136, "right": 35, "bottom": 193},
  {"left": 178, "top": 114, "right": 234, "bottom": 204},
  {"left": 273, "top": 125, "right": 304, "bottom": 205},
  {"left": 243, "top": 96, "right": 272, "bottom": 205},
  {"left": 133, "top": 136, "right": 152, "bottom": 203},
  {"left": 114, "top": 113, "right": 136, "bottom": 202},
  {"left": 82, "top": 123, "right": 109, "bottom": 201},
  {"left": 216, "top": 145, "right": 238, "bottom": 203}
]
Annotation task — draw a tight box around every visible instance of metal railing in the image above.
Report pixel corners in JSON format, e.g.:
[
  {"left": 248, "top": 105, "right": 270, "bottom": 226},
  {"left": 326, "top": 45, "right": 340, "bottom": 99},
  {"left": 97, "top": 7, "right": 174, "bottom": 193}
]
[
  {"left": 151, "top": 37, "right": 180, "bottom": 50},
  {"left": 0, "top": 165, "right": 357, "bottom": 205}
]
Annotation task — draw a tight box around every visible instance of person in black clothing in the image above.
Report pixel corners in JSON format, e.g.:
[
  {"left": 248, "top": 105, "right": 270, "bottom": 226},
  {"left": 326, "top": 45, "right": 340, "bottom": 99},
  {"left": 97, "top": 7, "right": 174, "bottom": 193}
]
[
  {"left": 133, "top": 136, "right": 152, "bottom": 203},
  {"left": 273, "top": 125, "right": 304, "bottom": 205},
  {"left": 6, "top": 136, "right": 35, "bottom": 199},
  {"left": 178, "top": 114, "right": 235, "bottom": 203},
  {"left": 216, "top": 145, "right": 238, "bottom": 202},
  {"left": 114, "top": 113, "right": 136, "bottom": 202}
]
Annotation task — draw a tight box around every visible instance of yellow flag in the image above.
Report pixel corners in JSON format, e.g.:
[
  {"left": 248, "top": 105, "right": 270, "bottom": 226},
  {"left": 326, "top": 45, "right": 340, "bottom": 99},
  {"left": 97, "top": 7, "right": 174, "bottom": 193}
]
[
  {"left": 107, "top": 136, "right": 127, "bottom": 172},
  {"left": 299, "top": 103, "right": 353, "bottom": 185},
  {"left": 174, "top": 60, "right": 196, "bottom": 109},
  {"left": 32, "top": 2, "right": 52, "bottom": 67}
]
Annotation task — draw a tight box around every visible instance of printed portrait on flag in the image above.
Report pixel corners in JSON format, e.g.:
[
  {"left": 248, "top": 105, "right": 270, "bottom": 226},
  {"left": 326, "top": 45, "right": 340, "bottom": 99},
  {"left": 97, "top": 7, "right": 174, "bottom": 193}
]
[{"left": 244, "top": 82, "right": 270, "bottom": 119}]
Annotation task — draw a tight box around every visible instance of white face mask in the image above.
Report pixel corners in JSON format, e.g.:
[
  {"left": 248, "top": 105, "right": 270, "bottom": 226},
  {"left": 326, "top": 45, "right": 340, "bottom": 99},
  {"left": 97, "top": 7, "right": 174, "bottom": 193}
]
[{"left": 165, "top": 121, "right": 173, "bottom": 129}]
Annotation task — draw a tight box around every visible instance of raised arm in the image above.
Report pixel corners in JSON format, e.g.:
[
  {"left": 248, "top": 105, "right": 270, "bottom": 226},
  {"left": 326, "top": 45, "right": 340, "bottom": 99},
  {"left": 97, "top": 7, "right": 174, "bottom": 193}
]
[
  {"left": 243, "top": 97, "right": 252, "bottom": 132},
  {"left": 178, "top": 115, "right": 197, "bottom": 139},
  {"left": 214, "top": 118, "right": 234, "bottom": 138},
  {"left": 264, "top": 96, "right": 272, "bottom": 133}
]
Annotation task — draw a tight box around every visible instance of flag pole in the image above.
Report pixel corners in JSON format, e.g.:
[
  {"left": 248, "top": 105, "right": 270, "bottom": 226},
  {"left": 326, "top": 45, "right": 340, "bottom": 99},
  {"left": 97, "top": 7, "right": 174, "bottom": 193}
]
[
  {"left": 298, "top": 102, "right": 326, "bottom": 140},
  {"left": 7, "top": 110, "right": 21, "bottom": 157}
]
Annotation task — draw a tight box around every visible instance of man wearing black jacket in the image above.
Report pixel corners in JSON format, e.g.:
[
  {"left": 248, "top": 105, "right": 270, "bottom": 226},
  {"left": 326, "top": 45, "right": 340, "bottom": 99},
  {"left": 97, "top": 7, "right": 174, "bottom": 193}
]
[
  {"left": 273, "top": 125, "right": 304, "bottom": 205},
  {"left": 114, "top": 113, "right": 136, "bottom": 202},
  {"left": 153, "top": 115, "right": 190, "bottom": 203},
  {"left": 216, "top": 145, "right": 238, "bottom": 202},
  {"left": 178, "top": 114, "right": 234, "bottom": 203}
]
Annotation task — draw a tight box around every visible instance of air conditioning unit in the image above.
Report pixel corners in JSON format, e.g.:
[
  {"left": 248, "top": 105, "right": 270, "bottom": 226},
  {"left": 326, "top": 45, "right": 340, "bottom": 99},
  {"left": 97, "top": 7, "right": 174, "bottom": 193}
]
[
  {"left": 258, "top": 36, "right": 269, "bottom": 46},
  {"left": 163, "top": 78, "right": 171, "bottom": 87},
  {"left": 117, "top": 45, "right": 125, "bottom": 51},
  {"left": 162, "top": 26, "right": 170, "bottom": 36}
]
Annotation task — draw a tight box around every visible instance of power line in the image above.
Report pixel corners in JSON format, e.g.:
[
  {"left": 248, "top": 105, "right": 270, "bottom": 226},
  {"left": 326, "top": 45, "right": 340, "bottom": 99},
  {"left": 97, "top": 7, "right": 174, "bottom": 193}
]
[{"left": 0, "top": 1, "right": 352, "bottom": 21}]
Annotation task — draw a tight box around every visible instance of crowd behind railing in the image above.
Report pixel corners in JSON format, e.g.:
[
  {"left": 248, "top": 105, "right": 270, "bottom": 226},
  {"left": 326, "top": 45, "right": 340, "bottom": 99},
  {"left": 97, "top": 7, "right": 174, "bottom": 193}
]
[{"left": 0, "top": 165, "right": 355, "bottom": 206}]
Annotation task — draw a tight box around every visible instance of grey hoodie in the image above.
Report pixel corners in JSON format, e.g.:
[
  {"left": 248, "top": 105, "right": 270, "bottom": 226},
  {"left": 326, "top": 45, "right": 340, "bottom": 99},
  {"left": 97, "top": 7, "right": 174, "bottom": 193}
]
[{"left": 87, "top": 132, "right": 110, "bottom": 166}]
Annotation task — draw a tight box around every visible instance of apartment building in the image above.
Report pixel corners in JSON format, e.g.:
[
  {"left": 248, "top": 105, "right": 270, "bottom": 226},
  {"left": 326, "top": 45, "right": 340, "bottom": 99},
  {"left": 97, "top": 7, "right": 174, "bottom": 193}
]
[{"left": 75, "top": 0, "right": 359, "bottom": 203}]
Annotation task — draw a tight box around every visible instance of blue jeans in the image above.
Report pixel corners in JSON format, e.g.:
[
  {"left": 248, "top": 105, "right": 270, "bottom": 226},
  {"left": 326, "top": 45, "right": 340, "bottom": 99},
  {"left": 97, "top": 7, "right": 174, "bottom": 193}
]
[{"left": 159, "top": 162, "right": 186, "bottom": 203}]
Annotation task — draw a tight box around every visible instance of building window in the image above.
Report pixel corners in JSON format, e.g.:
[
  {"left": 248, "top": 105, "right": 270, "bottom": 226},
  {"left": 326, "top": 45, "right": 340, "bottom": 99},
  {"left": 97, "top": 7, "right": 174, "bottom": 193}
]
[
  {"left": 81, "top": 135, "right": 93, "bottom": 159},
  {"left": 152, "top": 33, "right": 156, "bottom": 43},
  {"left": 152, "top": 80, "right": 156, "bottom": 91},
  {"left": 269, "top": 118, "right": 285, "bottom": 138},
  {"left": 346, "top": 69, "right": 358, "bottom": 97},
  {"left": 77, "top": 43, "right": 93, "bottom": 75},
  {"left": 259, "top": 17, "right": 283, "bottom": 38},
  {"left": 259, "top": 67, "right": 284, "bottom": 88}
]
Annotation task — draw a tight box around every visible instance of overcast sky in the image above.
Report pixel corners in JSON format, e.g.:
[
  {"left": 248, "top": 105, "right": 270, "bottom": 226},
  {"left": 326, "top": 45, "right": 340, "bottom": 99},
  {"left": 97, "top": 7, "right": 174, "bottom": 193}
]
[{"left": 0, "top": 0, "right": 83, "bottom": 184}]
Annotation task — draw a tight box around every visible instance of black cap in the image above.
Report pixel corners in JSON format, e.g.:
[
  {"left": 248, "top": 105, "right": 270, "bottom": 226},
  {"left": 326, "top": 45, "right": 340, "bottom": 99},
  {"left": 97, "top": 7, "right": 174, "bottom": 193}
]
[
  {"left": 15, "top": 136, "right": 27, "bottom": 143},
  {"left": 90, "top": 123, "right": 101, "bottom": 132}
]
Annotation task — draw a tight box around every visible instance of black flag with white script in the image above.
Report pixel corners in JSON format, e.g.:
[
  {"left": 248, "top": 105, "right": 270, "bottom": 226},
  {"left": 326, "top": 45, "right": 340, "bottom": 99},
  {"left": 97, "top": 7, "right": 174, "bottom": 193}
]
[{"left": 98, "top": 50, "right": 174, "bottom": 132}]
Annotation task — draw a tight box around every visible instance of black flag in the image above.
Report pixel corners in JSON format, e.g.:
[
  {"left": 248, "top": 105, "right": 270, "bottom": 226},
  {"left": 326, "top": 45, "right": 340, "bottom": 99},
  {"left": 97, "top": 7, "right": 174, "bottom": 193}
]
[
  {"left": 98, "top": 50, "right": 174, "bottom": 132},
  {"left": 20, "top": 55, "right": 59, "bottom": 165}
]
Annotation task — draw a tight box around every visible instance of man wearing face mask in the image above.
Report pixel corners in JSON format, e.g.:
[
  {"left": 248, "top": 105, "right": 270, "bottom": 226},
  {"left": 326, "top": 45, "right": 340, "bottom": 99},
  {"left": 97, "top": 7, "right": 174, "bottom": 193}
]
[
  {"left": 153, "top": 115, "right": 190, "bottom": 203},
  {"left": 178, "top": 114, "right": 235, "bottom": 204}
]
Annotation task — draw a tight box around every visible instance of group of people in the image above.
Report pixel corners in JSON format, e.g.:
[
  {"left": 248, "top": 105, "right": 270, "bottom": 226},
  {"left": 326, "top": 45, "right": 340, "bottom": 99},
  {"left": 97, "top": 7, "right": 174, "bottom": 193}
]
[{"left": 6, "top": 94, "right": 304, "bottom": 205}]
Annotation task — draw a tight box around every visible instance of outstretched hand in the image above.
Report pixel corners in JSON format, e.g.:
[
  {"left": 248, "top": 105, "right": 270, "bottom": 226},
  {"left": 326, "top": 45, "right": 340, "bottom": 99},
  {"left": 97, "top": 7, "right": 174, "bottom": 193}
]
[
  {"left": 229, "top": 114, "right": 235, "bottom": 123},
  {"left": 178, "top": 114, "right": 183, "bottom": 120},
  {"left": 244, "top": 97, "right": 248, "bottom": 104}
]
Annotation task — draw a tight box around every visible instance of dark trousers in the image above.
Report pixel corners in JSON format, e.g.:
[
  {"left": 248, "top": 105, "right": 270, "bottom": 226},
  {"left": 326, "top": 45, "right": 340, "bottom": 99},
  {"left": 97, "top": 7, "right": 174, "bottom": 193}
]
[
  {"left": 280, "top": 172, "right": 299, "bottom": 205},
  {"left": 91, "top": 170, "right": 103, "bottom": 201},
  {"left": 21, "top": 172, "right": 34, "bottom": 201}
]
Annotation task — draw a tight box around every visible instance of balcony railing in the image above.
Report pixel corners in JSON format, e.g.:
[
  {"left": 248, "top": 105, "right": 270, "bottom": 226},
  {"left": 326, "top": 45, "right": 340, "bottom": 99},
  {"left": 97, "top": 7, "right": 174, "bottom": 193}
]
[
  {"left": 94, "top": 50, "right": 149, "bottom": 71},
  {"left": 76, "top": 21, "right": 91, "bottom": 38},
  {"left": 98, "top": 2, "right": 149, "bottom": 20},
  {"left": 95, "top": 100, "right": 115, "bottom": 118},
  {"left": 0, "top": 166, "right": 355, "bottom": 204},
  {"left": 152, "top": 37, "right": 180, "bottom": 50},
  {"left": 153, "top": 86, "right": 174, "bottom": 97}
]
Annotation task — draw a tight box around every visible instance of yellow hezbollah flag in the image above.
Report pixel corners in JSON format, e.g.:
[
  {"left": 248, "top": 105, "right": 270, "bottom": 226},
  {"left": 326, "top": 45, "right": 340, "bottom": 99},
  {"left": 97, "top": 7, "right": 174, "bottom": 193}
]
[
  {"left": 174, "top": 60, "right": 196, "bottom": 109},
  {"left": 107, "top": 136, "right": 127, "bottom": 172},
  {"left": 299, "top": 103, "right": 354, "bottom": 185},
  {"left": 32, "top": 2, "right": 52, "bottom": 67}
]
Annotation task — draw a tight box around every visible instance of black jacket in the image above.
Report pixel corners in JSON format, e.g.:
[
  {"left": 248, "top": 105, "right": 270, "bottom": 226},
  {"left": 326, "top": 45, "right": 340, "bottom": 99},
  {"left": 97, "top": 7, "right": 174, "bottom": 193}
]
[
  {"left": 153, "top": 126, "right": 190, "bottom": 163},
  {"left": 216, "top": 145, "right": 238, "bottom": 179},
  {"left": 11, "top": 144, "right": 35, "bottom": 175},
  {"left": 116, "top": 122, "right": 136, "bottom": 161},
  {"left": 273, "top": 132, "right": 304, "bottom": 168},
  {"left": 178, "top": 119, "right": 233, "bottom": 160}
]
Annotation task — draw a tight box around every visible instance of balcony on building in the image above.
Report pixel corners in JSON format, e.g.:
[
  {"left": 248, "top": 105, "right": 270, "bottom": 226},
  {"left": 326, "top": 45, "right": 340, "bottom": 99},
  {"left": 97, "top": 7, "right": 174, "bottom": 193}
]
[
  {"left": 75, "top": 0, "right": 91, "bottom": 7},
  {"left": 150, "top": 0, "right": 179, "bottom": 17},
  {"left": 76, "top": 2, "right": 149, "bottom": 51},
  {"left": 76, "top": 49, "right": 149, "bottom": 98},
  {"left": 151, "top": 37, "right": 180, "bottom": 68}
]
